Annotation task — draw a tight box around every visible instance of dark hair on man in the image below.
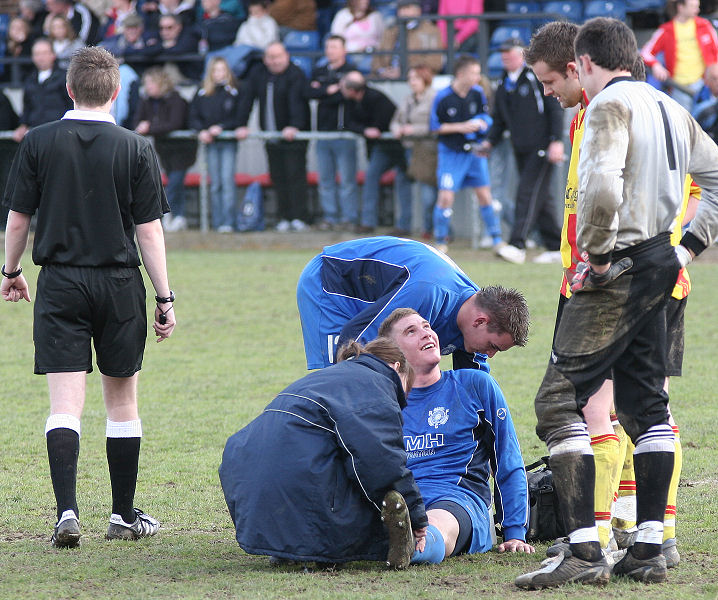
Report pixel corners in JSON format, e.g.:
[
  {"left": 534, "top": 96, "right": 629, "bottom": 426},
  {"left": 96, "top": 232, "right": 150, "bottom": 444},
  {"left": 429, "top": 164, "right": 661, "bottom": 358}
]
[
  {"left": 574, "top": 17, "right": 637, "bottom": 72},
  {"left": 631, "top": 54, "right": 646, "bottom": 81},
  {"left": 327, "top": 34, "right": 346, "bottom": 45},
  {"left": 67, "top": 46, "right": 121, "bottom": 108},
  {"left": 341, "top": 70, "right": 366, "bottom": 92},
  {"left": 337, "top": 337, "right": 415, "bottom": 391},
  {"left": 525, "top": 21, "right": 579, "bottom": 74},
  {"left": 377, "top": 307, "right": 420, "bottom": 339},
  {"left": 453, "top": 54, "right": 479, "bottom": 76},
  {"left": 248, "top": 0, "right": 268, "bottom": 6},
  {"left": 474, "top": 285, "right": 530, "bottom": 347}
]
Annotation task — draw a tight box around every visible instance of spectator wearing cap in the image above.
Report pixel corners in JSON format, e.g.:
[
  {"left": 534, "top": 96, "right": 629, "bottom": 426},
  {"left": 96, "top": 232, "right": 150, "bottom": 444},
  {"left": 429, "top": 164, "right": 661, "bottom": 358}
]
[
  {"left": 101, "top": 13, "right": 161, "bottom": 75},
  {"left": 371, "top": 0, "right": 442, "bottom": 79},
  {"left": 478, "top": 37, "right": 564, "bottom": 265}
]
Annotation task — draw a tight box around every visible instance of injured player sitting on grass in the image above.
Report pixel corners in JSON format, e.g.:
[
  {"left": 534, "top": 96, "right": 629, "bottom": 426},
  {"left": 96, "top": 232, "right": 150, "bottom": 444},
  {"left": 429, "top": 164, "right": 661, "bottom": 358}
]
[{"left": 378, "top": 308, "right": 535, "bottom": 563}]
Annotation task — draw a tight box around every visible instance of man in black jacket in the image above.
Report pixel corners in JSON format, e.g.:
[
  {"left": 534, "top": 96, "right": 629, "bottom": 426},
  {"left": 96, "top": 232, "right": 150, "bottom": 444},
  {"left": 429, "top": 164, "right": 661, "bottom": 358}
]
[
  {"left": 236, "top": 42, "right": 311, "bottom": 231},
  {"left": 12, "top": 38, "right": 73, "bottom": 142},
  {"left": 480, "top": 37, "right": 564, "bottom": 265},
  {"left": 305, "top": 35, "right": 358, "bottom": 230},
  {"left": 340, "top": 70, "right": 409, "bottom": 233},
  {"left": 45, "top": 0, "right": 101, "bottom": 45}
]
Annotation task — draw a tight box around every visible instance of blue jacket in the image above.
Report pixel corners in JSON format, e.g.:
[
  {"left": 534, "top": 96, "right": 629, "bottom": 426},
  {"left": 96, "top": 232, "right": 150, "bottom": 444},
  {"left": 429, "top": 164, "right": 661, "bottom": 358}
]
[{"left": 219, "top": 354, "right": 427, "bottom": 563}]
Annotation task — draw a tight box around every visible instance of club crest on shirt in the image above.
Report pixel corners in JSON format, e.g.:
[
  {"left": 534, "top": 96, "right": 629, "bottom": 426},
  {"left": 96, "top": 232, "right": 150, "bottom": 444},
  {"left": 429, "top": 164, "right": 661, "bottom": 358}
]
[
  {"left": 428, "top": 406, "right": 449, "bottom": 428},
  {"left": 447, "top": 107, "right": 457, "bottom": 117},
  {"left": 497, "top": 408, "right": 507, "bottom": 420}
]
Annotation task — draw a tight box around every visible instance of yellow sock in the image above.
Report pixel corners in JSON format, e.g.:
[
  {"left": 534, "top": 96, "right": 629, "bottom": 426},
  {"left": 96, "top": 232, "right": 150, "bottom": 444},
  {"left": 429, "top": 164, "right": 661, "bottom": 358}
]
[
  {"left": 612, "top": 436, "right": 636, "bottom": 531},
  {"left": 664, "top": 425, "right": 682, "bottom": 542},
  {"left": 592, "top": 433, "right": 621, "bottom": 548},
  {"left": 612, "top": 421, "right": 628, "bottom": 509}
]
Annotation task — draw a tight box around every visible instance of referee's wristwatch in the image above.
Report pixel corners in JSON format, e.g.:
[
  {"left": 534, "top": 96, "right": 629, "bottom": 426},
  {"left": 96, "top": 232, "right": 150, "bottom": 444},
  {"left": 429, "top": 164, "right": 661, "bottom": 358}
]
[
  {"left": 155, "top": 291, "right": 175, "bottom": 303},
  {"left": 1, "top": 264, "right": 22, "bottom": 278}
]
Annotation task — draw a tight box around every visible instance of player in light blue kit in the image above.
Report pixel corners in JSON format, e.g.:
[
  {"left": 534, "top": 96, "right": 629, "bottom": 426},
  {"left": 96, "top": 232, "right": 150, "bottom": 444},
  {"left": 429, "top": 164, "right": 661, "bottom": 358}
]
[
  {"left": 430, "top": 55, "right": 503, "bottom": 253},
  {"left": 296, "top": 236, "right": 529, "bottom": 370},
  {"left": 379, "top": 308, "right": 534, "bottom": 563}
]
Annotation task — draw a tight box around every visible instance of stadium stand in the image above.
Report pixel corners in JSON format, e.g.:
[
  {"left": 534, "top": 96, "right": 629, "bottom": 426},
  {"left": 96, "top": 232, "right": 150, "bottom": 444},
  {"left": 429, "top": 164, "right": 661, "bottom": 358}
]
[
  {"left": 583, "top": 0, "right": 626, "bottom": 21},
  {"left": 541, "top": 0, "right": 583, "bottom": 22}
]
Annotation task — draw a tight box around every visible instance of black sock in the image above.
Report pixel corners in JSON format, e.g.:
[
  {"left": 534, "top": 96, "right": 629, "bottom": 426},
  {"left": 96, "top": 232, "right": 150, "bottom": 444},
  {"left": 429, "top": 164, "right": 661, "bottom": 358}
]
[
  {"left": 632, "top": 450, "right": 674, "bottom": 560},
  {"left": 106, "top": 437, "right": 141, "bottom": 524},
  {"left": 46, "top": 428, "right": 80, "bottom": 522},
  {"left": 551, "top": 452, "right": 603, "bottom": 562}
]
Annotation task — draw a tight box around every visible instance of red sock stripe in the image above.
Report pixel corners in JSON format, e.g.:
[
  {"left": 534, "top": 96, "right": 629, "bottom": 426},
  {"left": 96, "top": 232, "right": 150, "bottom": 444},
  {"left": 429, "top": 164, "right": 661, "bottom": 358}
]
[
  {"left": 590, "top": 434, "right": 620, "bottom": 445},
  {"left": 618, "top": 481, "right": 636, "bottom": 491},
  {"left": 614, "top": 492, "right": 618, "bottom": 502},
  {"left": 665, "top": 505, "right": 677, "bottom": 516},
  {"left": 672, "top": 425, "right": 680, "bottom": 435},
  {"left": 595, "top": 512, "right": 612, "bottom": 520},
  {"left": 610, "top": 413, "right": 619, "bottom": 424}
]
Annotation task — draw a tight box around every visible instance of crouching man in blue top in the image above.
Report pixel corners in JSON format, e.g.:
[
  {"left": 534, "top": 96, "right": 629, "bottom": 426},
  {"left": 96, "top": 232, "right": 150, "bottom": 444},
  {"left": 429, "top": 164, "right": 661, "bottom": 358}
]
[{"left": 378, "top": 308, "right": 534, "bottom": 563}]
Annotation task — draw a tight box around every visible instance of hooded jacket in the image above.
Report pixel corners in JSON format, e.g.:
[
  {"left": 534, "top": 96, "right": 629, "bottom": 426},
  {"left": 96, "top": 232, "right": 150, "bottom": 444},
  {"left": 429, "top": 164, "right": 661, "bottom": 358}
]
[{"left": 219, "top": 353, "right": 427, "bottom": 563}]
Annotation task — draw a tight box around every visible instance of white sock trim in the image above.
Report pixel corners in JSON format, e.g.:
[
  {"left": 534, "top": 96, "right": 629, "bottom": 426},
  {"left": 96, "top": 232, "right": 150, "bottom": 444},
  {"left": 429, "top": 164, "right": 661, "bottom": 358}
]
[
  {"left": 58, "top": 509, "right": 78, "bottom": 524},
  {"left": 636, "top": 521, "right": 664, "bottom": 545},
  {"left": 569, "top": 526, "right": 599, "bottom": 544},
  {"left": 106, "top": 419, "right": 142, "bottom": 438},
  {"left": 635, "top": 424, "right": 675, "bottom": 455},
  {"left": 45, "top": 414, "right": 81, "bottom": 437}
]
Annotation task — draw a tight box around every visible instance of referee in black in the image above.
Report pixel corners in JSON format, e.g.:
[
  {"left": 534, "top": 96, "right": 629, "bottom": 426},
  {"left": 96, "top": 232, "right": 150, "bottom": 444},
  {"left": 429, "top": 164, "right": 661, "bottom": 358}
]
[{"left": 1, "top": 47, "right": 176, "bottom": 548}]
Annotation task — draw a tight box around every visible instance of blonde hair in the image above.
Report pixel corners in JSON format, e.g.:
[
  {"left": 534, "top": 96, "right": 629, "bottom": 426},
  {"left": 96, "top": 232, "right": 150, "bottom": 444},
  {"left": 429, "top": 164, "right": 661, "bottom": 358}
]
[
  {"left": 142, "top": 66, "right": 175, "bottom": 96},
  {"left": 49, "top": 15, "right": 77, "bottom": 41},
  {"left": 202, "top": 57, "right": 237, "bottom": 96}
]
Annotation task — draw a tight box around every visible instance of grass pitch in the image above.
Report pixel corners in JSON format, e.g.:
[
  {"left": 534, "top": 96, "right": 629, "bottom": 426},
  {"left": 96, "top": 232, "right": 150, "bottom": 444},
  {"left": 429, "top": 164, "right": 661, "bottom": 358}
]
[{"left": 1, "top": 234, "right": 717, "bottom": 599}]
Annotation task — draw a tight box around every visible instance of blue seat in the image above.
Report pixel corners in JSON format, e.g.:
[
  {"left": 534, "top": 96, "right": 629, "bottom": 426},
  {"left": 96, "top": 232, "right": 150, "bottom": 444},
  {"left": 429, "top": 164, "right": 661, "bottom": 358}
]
[
  {"left": 625, "top": 0, "right": 662, "bottom": 11},
  {"left": 486, "top": 51, "right": 505, "bottom": 79},
  {"left": 541, "top": 0, "right": 583, "bottom": 21},
  {"left": 489, "top": 24, "right": 532, "bottom": 50},
  {"left": 283, "top": 29, "right": 320, "bottom": 51},
  {"left": 291, "top": 55, "right": 314, "bottom": 77},
  {"left": 506, "top": 1, "right": 541, "bottom": 14},
  {"left": 376, "top": 2, "right": 397, "bottom": 24},
  {"left": 583, "top": 0, "right": 626, "bottom": 20}
]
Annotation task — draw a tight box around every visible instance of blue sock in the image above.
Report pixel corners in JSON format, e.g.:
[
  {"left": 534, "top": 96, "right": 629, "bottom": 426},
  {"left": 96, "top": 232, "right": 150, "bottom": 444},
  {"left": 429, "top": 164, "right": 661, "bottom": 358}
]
[
  {"left": 433, "top": 206, "right": 452, "bottom": 243},
  {"left": 479, "top": 204, "right": 502, "bottom": 244},
  {"left": 411, "top": 524, "right": 445, "bottom": 564}
]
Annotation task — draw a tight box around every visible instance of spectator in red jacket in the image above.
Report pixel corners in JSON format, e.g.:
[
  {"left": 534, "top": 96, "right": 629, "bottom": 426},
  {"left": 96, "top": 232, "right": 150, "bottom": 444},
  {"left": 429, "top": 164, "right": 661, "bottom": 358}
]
[{"left": 641, "top": 0, "right": 718, "bottom": 110}]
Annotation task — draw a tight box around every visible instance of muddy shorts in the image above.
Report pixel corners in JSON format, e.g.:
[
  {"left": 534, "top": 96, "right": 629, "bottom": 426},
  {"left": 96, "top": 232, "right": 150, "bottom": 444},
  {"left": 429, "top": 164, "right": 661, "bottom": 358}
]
[{"left": 535, "top": 233, "right": 681, "bottom": 443}]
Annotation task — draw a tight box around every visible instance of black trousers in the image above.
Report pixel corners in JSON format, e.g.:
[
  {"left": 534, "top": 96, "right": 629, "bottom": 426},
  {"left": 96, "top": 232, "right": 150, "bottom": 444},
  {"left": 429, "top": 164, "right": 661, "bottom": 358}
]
[
  {"left": 265, "top": 139, "right": 309, "bottom": 223},
  {"left": 535, "top": 233, "right": 681, "bottom": 444},
  {"left": 510, "top": 149, "right": 561, "bottom": 251}
]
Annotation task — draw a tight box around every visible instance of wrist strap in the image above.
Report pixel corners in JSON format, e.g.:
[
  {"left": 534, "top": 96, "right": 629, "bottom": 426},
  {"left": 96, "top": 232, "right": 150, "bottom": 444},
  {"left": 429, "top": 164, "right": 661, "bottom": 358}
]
[
  {"left": 1, "top": 264, "right": 22, "bottom": 278},
  {"left": 155, "top": 290, "right": 175, "bottom": 303}
]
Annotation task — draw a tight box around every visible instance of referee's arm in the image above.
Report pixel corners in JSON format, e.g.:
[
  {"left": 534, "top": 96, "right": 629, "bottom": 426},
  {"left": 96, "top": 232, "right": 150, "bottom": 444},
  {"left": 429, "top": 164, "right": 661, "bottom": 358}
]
[
  {"left": 136, "top": 220, "right": 176, "bottom": 341},
  {"left": 1, "top": 210, "right": 32, "bottom": 302}
]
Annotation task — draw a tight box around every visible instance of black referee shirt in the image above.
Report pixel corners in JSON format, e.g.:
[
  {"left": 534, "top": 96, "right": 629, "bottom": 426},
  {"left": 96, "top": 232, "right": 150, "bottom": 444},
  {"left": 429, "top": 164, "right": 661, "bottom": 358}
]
[{"left": 2, "top": 112, "right": 169, "bottom": 267}]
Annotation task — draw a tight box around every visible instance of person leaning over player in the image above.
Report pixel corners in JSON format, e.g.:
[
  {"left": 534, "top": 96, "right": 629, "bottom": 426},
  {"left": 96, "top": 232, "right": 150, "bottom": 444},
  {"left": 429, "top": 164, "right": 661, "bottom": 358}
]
[
  {"left": 515, "top": 17, "right": 718, "bottom": 589},
  {"left": 219, "top": 338, "right": 428, "bottom": 569},
  {"left": 296, "top": 235, "right": 529, "bottom": 371},
  {"left": 525, "top": 20, "right": 698, "bottom": 568},
  {"left": 1, "top": 46, "right": 175, "bottom": 548},
  {"left": 378, "top": 308, "right": 534, "bottom": 564}
]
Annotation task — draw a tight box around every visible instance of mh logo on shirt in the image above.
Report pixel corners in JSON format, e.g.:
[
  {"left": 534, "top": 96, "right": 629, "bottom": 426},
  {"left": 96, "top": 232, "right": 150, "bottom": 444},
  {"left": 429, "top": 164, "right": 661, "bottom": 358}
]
[
  {"left": 428, "top": 406, "right": 450, "bottom": 428},
  {"left": 404, "top": 433, "right": 444, "bottom": 452}
]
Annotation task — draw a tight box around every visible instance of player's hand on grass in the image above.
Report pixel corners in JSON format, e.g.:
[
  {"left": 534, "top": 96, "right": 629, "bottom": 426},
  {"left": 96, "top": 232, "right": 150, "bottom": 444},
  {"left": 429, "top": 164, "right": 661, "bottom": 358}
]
[
  {"left": 153, "top": 303, "right": 176, "bottom": 342},
  {"left": 497, "top": 539, "right": 535, "bottom": 553},
  {"left": 1, "top": 274, "right": 31, "bottom": 302},
  {"left": 570, "top": 257, "right": 633, "bottom": 293}
]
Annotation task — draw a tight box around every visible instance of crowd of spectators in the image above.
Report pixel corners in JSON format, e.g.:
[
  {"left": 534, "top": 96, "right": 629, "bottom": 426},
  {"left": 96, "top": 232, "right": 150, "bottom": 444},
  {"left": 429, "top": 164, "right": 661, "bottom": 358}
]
[{"left": 2, "top": 0, "right": 718, "bottom": 241}]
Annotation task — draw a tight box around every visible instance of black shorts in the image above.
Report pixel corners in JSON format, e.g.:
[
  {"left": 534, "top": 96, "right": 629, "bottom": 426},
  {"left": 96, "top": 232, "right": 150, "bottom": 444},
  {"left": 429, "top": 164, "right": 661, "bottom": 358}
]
[
  {"left": 665, "top": 295, "right": 686, "bottom": 377},
  {"left": 427, "top": 500, "right": 472, "bottom": 556},
  {"left": 34, "top": 264, "right": 147, "bottom": 377}
]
